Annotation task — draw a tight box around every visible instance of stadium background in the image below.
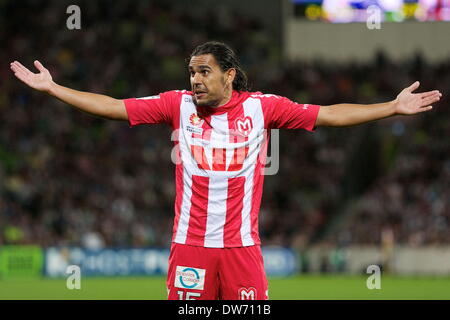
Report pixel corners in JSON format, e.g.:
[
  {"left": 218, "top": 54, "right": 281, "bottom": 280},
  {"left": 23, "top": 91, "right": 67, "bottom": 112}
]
[{"left": 0, "top": 0, "right": 449, "bottom": 299}]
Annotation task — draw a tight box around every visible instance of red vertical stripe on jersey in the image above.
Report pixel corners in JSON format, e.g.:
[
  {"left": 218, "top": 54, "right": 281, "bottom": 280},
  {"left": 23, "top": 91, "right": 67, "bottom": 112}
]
[
  {"left": 228, "top": 103, "right": 248, "bottom": 143},
  {"left": 212, "top": 148, "right": 227, "bottom": 171},
  {"left": 191, "top": 145, "right": 211, "bottom": 171},
  {"left": 186, "top": 175, "right": 210, "bottom": 246},
  {"left": 250, "top": 164, "right": 264, "bottom": 245},
  {"left": 227, "top": 146, "right": 249, "bottom": 172},
  {"left": 201, "top": 115, "right": 212, "bottom": 141},
  {"left": 224, "top": 176, "right": 246, "bottom": 247},
  {"left": 249, "top": 131, "right": 269, "bottom": 245}
]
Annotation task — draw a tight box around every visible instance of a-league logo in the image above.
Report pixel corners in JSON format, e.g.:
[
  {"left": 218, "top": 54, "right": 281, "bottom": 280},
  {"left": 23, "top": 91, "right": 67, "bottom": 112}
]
[
  {"left": 189, "top": 113, "right": 204, "bottom": 127},
  {"left": 238, "top": 287, "right": 256, "bottom": 300}
]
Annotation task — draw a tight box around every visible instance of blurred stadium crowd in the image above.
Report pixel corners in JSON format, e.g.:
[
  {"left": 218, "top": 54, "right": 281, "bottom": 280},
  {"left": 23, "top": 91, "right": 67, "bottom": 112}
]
[{"left": 1, "top": 1, "right": 448, "bottom": 250}]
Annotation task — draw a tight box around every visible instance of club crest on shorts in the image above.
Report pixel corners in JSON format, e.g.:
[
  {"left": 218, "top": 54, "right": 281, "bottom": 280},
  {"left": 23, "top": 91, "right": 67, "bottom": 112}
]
[
  {"left": 234, "top": 116, "right": 253, "bottom": 137},
  {"left": 238, "top": 287, "right": 257, "bottom": 300},
  {"left": 174, "top": 266, "right": 206, "bottom": 290}
]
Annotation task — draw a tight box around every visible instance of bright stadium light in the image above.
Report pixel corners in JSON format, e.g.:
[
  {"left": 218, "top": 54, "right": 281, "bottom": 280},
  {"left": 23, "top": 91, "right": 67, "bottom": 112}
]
[
  {"left": 378, "top": 0, "right": 403, "bottom": 12},
  {"left": 322, "top": 0, "right": 354, "bottom": 22}
]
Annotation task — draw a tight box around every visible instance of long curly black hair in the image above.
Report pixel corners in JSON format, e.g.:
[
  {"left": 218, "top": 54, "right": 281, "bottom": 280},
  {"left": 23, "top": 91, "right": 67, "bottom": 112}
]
[{"left": 189, "top": 41, "right": 250, "bottom": 92}]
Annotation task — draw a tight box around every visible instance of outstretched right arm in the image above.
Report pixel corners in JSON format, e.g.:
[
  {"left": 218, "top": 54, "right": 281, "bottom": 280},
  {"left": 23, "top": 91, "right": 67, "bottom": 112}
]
[{"left": 10, "top": 60, "right": 127, "bottom": 121}]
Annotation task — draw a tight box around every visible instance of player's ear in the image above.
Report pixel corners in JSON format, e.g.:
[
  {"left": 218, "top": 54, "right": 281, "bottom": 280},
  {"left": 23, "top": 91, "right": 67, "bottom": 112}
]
[{"left": 226, "top": 68, "right": 236, "bottom": 86}]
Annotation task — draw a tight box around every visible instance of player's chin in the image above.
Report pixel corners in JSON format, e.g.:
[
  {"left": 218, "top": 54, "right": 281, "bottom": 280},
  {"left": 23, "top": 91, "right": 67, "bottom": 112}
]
[{"left": 193, "top": 96, "right": 212, "bottom": 107}]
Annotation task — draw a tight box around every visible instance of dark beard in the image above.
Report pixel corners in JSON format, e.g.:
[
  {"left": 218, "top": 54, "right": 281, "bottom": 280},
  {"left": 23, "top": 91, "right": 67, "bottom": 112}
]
[{"left": 193, "top": 96, "right": 221, "bottom": 108}]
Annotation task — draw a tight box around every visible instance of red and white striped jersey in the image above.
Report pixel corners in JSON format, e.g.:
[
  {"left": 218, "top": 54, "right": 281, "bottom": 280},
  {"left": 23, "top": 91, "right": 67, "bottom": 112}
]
[{"left": 124, "top": 90, "right": 320, "bottom": 248}]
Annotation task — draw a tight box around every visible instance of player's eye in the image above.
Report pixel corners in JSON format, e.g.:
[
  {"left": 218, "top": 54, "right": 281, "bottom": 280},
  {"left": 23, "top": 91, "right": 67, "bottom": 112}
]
[{"left": 189, "top": 70, "right": 209, "bottom": 77}]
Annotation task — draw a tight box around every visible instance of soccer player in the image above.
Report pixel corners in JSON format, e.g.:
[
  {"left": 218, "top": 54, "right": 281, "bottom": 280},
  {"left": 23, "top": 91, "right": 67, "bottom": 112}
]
[{"left": 10, "top": 41, "right": 441, "bottom": 300}]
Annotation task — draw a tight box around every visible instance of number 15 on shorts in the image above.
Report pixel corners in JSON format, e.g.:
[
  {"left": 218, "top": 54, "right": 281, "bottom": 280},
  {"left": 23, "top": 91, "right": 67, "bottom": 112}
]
[{"left": 177, "top": 291, "right": 201, "bottom": 300}]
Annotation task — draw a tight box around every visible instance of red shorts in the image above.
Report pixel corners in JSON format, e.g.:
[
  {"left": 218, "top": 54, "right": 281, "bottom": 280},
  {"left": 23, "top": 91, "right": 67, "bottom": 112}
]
[{"left": 166, "top": 243, "right": 268, "bottom": 300}]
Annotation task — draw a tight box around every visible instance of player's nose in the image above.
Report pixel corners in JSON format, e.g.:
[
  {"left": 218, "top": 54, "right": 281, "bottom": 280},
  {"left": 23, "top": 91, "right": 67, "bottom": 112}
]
[{"left": 192, "top": 72, "right": 203, "bottom": 85}]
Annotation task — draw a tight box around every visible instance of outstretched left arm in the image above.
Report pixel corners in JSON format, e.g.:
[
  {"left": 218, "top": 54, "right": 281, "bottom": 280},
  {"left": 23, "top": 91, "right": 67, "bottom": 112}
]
[{"left": 315, "top": 81, "right": 442, "bottom": 127}]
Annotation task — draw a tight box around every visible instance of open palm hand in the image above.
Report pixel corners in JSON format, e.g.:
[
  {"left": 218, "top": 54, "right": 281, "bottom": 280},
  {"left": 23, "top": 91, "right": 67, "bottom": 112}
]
[
  {"left": 394, "top": 81, "right": 442, "bottom": 115},
  {"left": 10, "top": 60, "right": 54, "bottom": 93}
]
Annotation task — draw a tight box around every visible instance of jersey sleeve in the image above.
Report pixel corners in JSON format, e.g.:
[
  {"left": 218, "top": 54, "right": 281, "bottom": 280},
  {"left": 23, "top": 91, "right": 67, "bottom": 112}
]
[
  {"left": 123, "top": 91, "right": 181, "bottom": 127},
  {"left": 264, "top": 95, "right": 320, "bottom": 131}
]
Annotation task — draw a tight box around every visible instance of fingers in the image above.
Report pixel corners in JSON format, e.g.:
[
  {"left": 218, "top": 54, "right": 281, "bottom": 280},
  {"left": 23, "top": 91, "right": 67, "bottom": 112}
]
[
  {"left": 406, "top": 81, "right": 420, "bottom": 93},
  {"left": 34, "top": 60, "right": 47, "bottom": 72},
  {"left": 421, "top": 95, "right": 440, "bottom": 107},
  {"left": 11, "top": 68, "right": 33, "bottom": 87},
  {"left": 10, "top": 60, "right": 47, "bottom": 75},
  {"left": 421, "top": 90, "right": 442, "bottom": 100},
  {"left": 16, "top": 61, "right": 30, "bottom": 72},
  {"left": 11, "top": 61, "right": 33, "bottom": 75},
  {"left": 10, "top": 62, "right": 30, "bottom": 81},
  {"left": 417, "top": 105, "right": 433, "bottom": 113},
  {"left": 13, "top": 71, "right": 27, "bottom": 83},
  {"left": 420, "top": 90, "right": 441, "bottom": 106}
]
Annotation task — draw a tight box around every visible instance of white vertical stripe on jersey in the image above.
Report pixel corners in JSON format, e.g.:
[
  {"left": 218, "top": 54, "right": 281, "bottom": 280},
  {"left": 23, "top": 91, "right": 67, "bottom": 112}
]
[
  {"left": 174, "top": 95, "right": 197, "bottom": 244},
  {"left": 240, "top": 98, "right": 265, "bottom": 246},
  {"left": 203, "top": 113, "right": 229, "bottom": 247},
  {"left": 174, "top": 168, "right": 193, "bottom": 244}
]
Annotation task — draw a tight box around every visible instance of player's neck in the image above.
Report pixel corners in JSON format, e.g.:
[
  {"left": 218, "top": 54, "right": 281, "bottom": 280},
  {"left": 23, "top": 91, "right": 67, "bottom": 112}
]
[{"left": 216, "top": 88, "right": 234, "bottom": 108}]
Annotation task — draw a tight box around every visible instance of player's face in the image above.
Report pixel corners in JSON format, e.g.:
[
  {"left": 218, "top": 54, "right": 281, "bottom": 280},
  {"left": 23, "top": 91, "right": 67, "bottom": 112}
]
[{"left": 189, "top": 54, "right": 232, "bottom": 107}]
